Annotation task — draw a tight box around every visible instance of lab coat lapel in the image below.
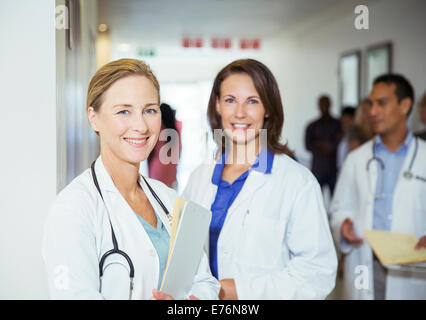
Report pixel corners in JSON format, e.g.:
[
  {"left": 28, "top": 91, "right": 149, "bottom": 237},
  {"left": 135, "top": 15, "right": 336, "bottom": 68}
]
[
  {"left": 367, "top": 143, "right": 378, "bottom": 201},
  {"left": 392, "top": 137, "right": 416, "bottom": 229},
  {"left": 227, "top": 170, "right": 267, "bottom": 216},
  {"left": 139, "top": 176, "right": 172, "bottom": 235}
]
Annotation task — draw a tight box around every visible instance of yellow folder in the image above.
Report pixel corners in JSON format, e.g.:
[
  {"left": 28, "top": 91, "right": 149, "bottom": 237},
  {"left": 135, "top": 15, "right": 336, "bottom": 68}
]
[{"left": 364, "top": 230, "right": 426, "bottom": 265}]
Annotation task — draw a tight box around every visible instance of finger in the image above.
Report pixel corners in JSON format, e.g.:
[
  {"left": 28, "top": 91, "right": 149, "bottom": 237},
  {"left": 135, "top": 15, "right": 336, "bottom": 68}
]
[
  {"left": 345, "top": 233, "right": 363, "bottom": 244},
  {"left": 153, "top": 290, "right": 173, "bottom": 300},
  {"left": 189, "top": 295, "right": 200, "bottom": 300},
  {"left": 415, "top": 240, "right": 426, "bottom": 250}
]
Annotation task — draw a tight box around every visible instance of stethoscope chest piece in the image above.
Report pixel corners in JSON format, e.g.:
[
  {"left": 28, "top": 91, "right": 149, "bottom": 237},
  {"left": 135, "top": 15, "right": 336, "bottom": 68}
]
[{"left": 403, "top": 171, "right": 413, "bottom": 179}]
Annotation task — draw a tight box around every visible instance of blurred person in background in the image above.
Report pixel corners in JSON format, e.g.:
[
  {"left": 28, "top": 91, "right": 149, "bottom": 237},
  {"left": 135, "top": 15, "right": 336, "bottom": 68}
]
[
  {"left": 305, "top": 95, "right": 343, "bottom": 196},
  {"left": 148, "top": 103, "right": 182, "bottom": 189},
  {"left": 414, "top": 91, "right": 426, "bottom": 140},
  {"left": 354, "top": 98, "right": 375, "bottom": 142},
  {"left": 337, "top": 106, "right": 356, "bottom": 170},
  {"left": 345, "top": 99, "right": 374, "bottom": 152}
]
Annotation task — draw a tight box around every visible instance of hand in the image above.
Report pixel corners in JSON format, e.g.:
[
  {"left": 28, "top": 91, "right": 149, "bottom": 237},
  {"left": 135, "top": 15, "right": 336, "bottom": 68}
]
[
  {"left": 341, "top": 218, "right": 363, "bottom": 244},
  {"left": 414, "top": 236, "right": 426, "bottom": 250},
  {"left": 219, "top": 279, "right": 238, "bottom": 300},
  {"left": 185, "top": 295, "right": 200, "bottom": 300},
  {"left": 150, "top": 288, "right": 174, "bottom": 300}
]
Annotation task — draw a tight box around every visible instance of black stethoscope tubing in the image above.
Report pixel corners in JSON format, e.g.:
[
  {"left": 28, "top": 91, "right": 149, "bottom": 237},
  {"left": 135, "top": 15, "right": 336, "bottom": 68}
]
[{"left": 90, "top": 160, "right": 170, "bottom": 299}]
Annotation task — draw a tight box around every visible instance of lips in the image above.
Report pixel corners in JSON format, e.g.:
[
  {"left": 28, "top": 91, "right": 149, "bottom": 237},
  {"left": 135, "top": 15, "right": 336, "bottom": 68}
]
[{"left": 124, "top": 137, "right": 149, "bottom": 148}]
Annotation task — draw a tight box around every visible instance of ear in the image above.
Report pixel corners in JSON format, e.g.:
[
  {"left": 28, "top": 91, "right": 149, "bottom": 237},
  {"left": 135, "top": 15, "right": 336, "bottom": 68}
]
[
  {"left": 87, "top": 106, "right": 100, "bottom": 133},
  {"left": 400, "top": 97, "right": 412, "bottom": 117}
]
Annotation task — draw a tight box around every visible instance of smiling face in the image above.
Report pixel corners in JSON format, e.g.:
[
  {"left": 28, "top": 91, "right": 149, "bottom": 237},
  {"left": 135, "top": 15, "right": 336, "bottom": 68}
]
[
  {"left": 216, "top": 73, "right": 267, "bottom": 146},
  {"left": 88, "top": 75, "right": 161, "bottom": 165}
]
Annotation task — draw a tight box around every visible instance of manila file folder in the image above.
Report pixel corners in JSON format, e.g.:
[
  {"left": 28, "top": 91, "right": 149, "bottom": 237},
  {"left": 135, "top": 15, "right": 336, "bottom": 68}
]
[
  {"left": 364, "top": 229, "right": 426, "bottom": 265},
  {"left": 160, "top": 198, "right": 212, "bottom": 299}
]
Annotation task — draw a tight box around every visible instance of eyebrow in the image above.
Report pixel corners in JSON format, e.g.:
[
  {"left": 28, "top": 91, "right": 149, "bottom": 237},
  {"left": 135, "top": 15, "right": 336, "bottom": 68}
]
[
  {"left": 373, "top": 97, "right": 389, "bottom": 102},
  {"left": 222, "top": 94, "right": 260, "bottom": 99},
  {"left": 112, "top": 103, "right": 159, "bottom": 109}
]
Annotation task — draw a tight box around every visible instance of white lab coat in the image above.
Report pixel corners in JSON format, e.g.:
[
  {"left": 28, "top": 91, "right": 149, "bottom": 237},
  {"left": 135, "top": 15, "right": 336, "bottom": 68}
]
[
  {"left": 330, "top": 138, "right": 426, "bottom": 300},
  {"left": 182, "top": 154, "right": 337, "bottom": 299},
  {"left": 42, "top": 156, "right": 220, "bottom": 300}
]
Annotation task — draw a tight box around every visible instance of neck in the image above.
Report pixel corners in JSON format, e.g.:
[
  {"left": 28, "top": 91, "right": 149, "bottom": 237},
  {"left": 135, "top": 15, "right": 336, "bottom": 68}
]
[
  {"left": 379, "top": 123, "right": 408, "bottom": 153},
  {"left": 227, "top": 136, "right": 261, "bottom": 168},
  {"left": 100, "top": 148, "right": 141, "bottom": 199}
]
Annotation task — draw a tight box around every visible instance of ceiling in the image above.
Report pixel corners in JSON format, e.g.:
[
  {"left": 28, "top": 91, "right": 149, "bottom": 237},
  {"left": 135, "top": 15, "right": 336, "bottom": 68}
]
[{"left": 98, "top": 0, "right": 342, "bottom": 45}]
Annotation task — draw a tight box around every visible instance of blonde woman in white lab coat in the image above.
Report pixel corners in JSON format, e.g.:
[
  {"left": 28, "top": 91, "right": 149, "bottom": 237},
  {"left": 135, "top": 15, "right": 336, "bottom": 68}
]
[
  {"left": 182, "top": 59, "right": 337, "bottom": 300},
  {"left": 42, "top": 59, "right": 220, "bottom": 300}
]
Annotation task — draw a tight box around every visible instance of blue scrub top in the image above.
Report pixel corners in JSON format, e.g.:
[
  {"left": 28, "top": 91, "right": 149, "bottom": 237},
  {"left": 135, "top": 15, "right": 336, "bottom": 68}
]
[
  {"left": 135, "top": 213, "right": 170, "bottom": 289},
  {"left": 209, "top": 148, "right": 274, "bottom": 279}
]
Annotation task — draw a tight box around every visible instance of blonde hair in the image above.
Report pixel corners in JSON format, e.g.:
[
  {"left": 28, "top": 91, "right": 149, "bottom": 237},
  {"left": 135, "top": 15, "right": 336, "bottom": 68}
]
[{"left": 86, "top": 58, "right": 160, "bottom": 112}]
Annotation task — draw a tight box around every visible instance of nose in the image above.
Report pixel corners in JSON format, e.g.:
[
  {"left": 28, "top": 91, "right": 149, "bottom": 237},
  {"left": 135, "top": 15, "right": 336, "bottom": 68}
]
[
  {"left": 132, "top": 111, "right": 150, "bottom": 133},
  {"left": 234, "top": 102, "right": 247, "bottom": 118},
  {"left": 369, "top": 101, "right": 380, "bottom": 117}
]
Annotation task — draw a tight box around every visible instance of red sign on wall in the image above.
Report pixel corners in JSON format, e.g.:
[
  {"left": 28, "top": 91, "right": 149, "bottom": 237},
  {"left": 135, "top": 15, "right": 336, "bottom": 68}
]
[
  {"left": 211, "top": 38, "right": 232, "bottom": 49},
  {"left": 240, "top": 39, "right": 261, "bottom": 50},
  {"left": 182, "top": 37, "right": 203, "bottom": 48}
]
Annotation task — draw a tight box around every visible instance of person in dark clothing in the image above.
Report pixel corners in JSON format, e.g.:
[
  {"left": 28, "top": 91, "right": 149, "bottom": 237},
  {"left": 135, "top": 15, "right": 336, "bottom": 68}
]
[{"left": 305, "top": 95, "right": 343, "bottom": 195}]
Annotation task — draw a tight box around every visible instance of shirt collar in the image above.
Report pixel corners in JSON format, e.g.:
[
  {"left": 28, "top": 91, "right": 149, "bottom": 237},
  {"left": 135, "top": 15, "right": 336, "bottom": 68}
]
[
  {"left": 374, "top": 130, "right": 413, "bottom": 152},
  {"left": 211, "top": 148, "right": 275, "bottom": 186}
]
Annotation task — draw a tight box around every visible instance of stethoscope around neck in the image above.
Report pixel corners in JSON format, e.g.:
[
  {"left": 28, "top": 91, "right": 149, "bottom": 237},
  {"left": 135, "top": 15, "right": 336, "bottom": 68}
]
[
  {"left": 90, "top": 160, "right": 170, "bottom": 299},
  {"left": 366, "top": 137, "right": 426, "bottom": 200}
]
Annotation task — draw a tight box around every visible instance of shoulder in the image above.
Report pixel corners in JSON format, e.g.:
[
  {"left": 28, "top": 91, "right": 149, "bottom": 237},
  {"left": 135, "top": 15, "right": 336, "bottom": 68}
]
[
  {"left": 55, "top": 169, "right": 95, "bottom": 208},
  {"left": 306, "top": 119, "right": 318, "bottom": 130},
  {"left": 345, "top": 139, "right": 373, "bottom": 163},
  {"left": 271, "top": 154, "right": 317, "bottom": 186},
  {"left": 187, "top": 160, "right": 216, "bottom": 182},
  {"left": 46, "top": 169, "right": 97, "bottom": 227}
]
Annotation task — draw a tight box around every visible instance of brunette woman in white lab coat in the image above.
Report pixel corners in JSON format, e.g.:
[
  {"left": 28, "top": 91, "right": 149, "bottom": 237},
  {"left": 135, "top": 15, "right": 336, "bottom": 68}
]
[
  {"left": 42, "top": 59, "right": 219, "bottom": 300},
  {"left": 182, "top": 59, "right": 337, "bottom": 299}
]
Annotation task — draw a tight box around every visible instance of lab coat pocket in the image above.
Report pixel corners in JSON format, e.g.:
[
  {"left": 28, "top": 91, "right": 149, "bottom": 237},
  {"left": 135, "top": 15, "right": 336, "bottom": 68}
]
[{"left": 238, "top": 215, "right": 284, "bottom": 269}]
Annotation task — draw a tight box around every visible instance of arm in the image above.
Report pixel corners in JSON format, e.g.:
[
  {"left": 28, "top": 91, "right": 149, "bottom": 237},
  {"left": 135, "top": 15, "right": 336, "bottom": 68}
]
[
  {"left": 329, "top": 154, "right": 362, "bottom": 254},
  {"left": 234, "top": 179, "right": 338, "bottom": 300},
  {"left": 42, "top": 193, "right": 103, "bottom": 299},
  {"left": 305, "top": 123, "right": 316, "bottom": 153}
]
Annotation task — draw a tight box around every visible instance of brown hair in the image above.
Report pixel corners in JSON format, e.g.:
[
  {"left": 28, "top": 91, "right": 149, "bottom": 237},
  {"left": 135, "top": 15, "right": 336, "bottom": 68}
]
[
  {"left": 207, "top": 58, "right": 290, "bottom": 156},
  {"left": 86, "top": 58, "right": 160, "bottom": 112}
]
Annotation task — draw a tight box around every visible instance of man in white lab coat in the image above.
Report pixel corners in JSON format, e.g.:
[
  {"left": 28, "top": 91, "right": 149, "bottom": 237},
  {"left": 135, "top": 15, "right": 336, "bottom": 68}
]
[{"left": 330, "top": 74, "right": 426, "bottom": 300}]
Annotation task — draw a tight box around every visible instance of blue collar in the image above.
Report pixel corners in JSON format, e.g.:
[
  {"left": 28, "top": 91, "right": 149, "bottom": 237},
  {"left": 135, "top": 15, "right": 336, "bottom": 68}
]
[
  {"left": 211, "top": 148, "right": 275, "bottom": 186},
  {"left": 374, "top": 130, "right": 413, "bottom": 153}
]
